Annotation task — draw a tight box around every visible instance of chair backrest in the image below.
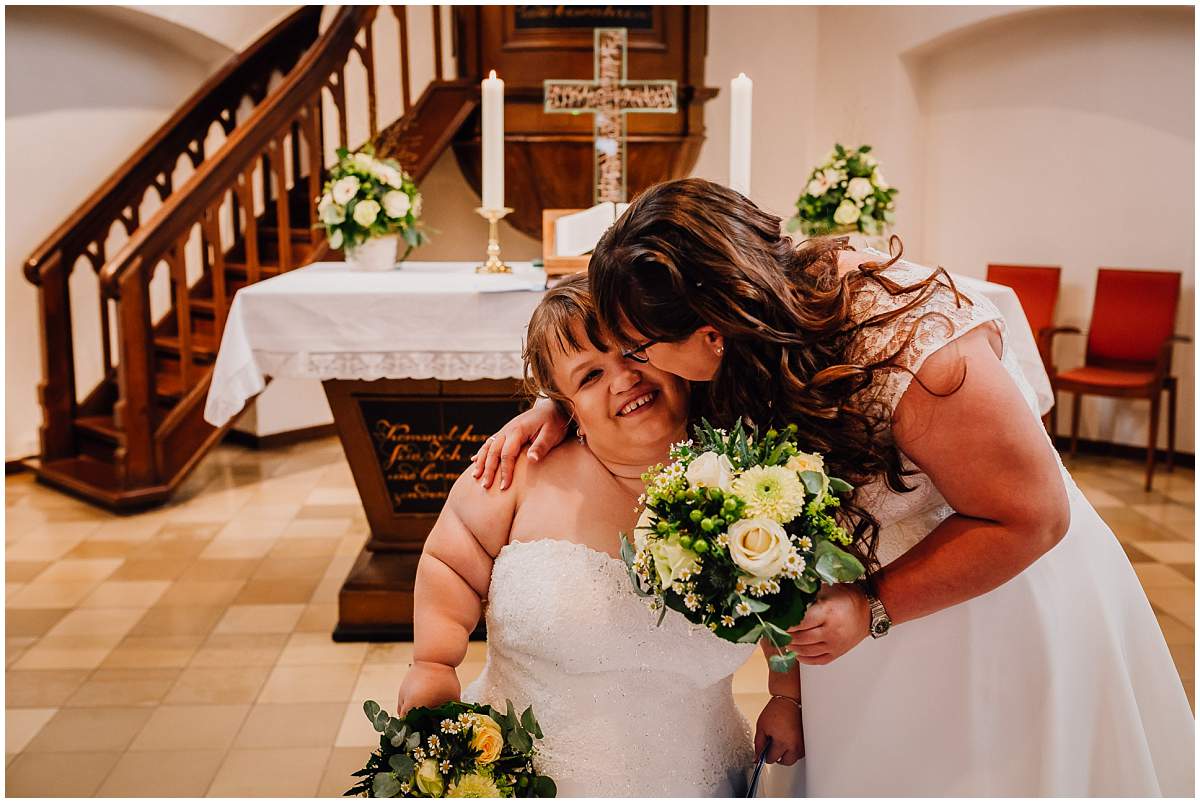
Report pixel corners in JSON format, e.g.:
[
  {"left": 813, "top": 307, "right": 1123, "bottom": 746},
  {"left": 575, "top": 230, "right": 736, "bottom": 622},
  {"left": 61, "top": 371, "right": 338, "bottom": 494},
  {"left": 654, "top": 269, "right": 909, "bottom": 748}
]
[
  {"left": 986, "top": 264, "right": 1061, "bottom": 336},
  {"left": 1086, "top": 268, "right": 1182, "bottom": 365}
]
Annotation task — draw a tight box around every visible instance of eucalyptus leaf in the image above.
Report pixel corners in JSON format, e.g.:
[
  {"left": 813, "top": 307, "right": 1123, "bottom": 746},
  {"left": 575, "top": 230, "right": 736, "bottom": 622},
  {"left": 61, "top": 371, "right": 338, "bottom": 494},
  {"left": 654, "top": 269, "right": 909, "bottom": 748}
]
[
  {"left": 388, "top": 754, "right": 415, "bottom": 777},
  {"left": 521, "top": 706, "right": 543, "bottom": 740},
  {"left": 363, "top": 700, "right": 382, "bottom": 722},
  {"left": 533, "top": 776, "right": 558, "bottom": 798},
  {"left": 508, "top": 725, "right": 533, "bottom": 753},
  {"left": 743, "top": 597, "right": 770, "bottom": 614},
  {"left": 763, "top": 621, "right": 793, "bottom": 649},
  {"left": 795, "top": 573, "right": 820, "bottom": 594},
  {"left": 736, "top": 623, "right": 765, "bottom": 644},
  {"left": 405, "top": 732, "right": 421, "bottom": 751},
  {"left": 828, "top": 477, "right": 853, "bottom": 493},
  {"left": 372, "top": 773, "right": 402, "bottom": 797},
  {"left": 373, "top": 709, "right": 390, "bottom": 733},
  {"left": 389, "top": 726, "right": 409, "bottom": 748},
  {"left": 814, "top": 540, "right": 866, "bottom": 583},
  {"left": 769, "top": 651, "right": 798, "bottom": 673},
  {"left": 799, "top": 471, "right": 825, "bottom": 497}
]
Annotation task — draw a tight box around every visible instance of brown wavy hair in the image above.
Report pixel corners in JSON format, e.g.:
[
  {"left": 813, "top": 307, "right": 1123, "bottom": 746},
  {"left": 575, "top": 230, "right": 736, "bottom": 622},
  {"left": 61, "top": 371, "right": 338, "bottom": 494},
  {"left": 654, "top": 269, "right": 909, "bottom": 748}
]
[
  {"left": 589, "top": 178, "right": 970, "bottom": 568},
  {"left": 522, "top": 273, "right": 609, "bottom": 423}
]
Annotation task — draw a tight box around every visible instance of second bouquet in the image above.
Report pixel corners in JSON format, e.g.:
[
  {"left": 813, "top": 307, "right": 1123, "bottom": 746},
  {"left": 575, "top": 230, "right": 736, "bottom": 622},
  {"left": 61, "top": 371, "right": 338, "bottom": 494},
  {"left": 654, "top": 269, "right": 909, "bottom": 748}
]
[{"left": 622, "top": 420, "right": 866, "bottom": 672}]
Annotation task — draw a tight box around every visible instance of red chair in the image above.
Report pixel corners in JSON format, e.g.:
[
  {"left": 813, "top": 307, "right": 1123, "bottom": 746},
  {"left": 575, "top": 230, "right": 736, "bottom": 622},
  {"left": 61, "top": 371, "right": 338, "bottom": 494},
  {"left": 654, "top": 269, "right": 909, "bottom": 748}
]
[
  {"left": 1048, "top": 268, "right": 1189, "bottom": 490},
  {"left": 986, "top": 263, "right": 1062, "bottom": 391}
]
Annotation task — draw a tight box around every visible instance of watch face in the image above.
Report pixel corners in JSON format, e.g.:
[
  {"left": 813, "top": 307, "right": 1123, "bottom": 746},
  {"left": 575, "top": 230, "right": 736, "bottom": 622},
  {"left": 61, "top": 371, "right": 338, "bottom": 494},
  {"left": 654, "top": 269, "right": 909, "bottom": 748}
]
[{"left": 872, "top": 619, "right": 890, "bottom": 636}]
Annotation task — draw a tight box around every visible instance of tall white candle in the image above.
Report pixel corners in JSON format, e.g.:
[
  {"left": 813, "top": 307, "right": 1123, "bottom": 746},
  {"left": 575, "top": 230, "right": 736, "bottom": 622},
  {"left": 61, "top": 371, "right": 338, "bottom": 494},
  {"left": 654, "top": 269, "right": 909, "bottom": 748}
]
[
  {"left": 481, "top": 69, "right": 505, "bottom": 210},
  {"left": 729, "top": 72, "right": 753, "bottom": 196}
]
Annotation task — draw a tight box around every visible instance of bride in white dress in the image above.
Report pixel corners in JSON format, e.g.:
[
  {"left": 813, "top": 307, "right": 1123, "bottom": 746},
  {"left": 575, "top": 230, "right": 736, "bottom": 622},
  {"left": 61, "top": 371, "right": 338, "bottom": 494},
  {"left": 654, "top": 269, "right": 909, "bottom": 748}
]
[{"left": 396, "top": 276, "right": 755, "bottom": 796}]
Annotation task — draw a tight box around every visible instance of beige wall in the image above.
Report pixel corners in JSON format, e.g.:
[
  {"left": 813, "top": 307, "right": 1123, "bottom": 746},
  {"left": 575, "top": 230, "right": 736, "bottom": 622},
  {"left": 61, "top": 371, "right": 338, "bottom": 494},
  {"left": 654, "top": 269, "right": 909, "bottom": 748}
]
[{"left": 7, "top": 5, "right": 1194, "bottom": 457}]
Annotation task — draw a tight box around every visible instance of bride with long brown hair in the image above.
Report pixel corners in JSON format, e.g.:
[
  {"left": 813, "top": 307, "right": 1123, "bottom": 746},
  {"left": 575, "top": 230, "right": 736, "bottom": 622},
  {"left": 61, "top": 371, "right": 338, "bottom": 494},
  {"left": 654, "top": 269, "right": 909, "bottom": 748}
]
[{"left": 474, "top": 178, "right": 1193, "bottom": 796}]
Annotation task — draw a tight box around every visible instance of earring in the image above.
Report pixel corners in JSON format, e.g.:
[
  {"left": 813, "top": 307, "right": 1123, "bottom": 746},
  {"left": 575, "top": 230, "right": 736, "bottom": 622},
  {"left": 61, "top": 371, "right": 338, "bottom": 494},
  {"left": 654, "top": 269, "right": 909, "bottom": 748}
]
[
  {"left": 716, "top": 345, "right": 725, "bottom": 356},
  {"left": 577, "top": 429, "right": 586, "bottom": 445}
]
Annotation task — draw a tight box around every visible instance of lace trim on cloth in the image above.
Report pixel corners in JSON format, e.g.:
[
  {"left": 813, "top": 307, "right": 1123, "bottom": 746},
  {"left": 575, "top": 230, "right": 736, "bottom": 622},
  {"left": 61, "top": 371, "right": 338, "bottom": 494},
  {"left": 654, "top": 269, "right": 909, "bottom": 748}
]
[
  {"left": 252, "top": 349, "right": 525, "bottom": 382},
  {"left": 846, "top": 258, "right": 1007, "bottom": 416}
]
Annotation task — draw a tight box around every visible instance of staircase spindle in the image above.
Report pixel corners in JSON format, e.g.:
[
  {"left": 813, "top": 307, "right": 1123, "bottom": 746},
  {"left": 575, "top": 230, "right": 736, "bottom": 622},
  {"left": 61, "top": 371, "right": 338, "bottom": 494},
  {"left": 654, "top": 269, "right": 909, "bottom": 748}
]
[
  {"left": 114, "top": 262, "right": 157, "bottom": 487},
  {"left": 268, "top": 136, "right": 293, "bottom": 271},
  {"left": 433, "top": 5, "right": 444, "bottom": 81},
  {"left": 170, "top": 235, "right": 195, "bottom": 390},
  {"left": 202, "top": 205, "right": 229, "bottom": 344},
  {"left": 394, "top": 6, "right": 412, "bottom": 113}
]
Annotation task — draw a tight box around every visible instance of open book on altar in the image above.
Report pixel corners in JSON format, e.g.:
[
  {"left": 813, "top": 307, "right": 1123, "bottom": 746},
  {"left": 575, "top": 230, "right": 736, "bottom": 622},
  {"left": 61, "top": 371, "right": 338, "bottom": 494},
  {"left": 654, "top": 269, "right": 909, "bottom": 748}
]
[{"left": 542, "top": 202, "right": 630, "bottom": 276}]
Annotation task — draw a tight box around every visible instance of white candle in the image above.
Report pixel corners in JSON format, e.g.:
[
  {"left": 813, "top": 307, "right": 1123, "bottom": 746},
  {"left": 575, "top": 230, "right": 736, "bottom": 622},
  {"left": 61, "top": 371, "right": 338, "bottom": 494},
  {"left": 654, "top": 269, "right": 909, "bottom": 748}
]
[
  {"left": 481, "top": 69, "right": 505, "bottom": 210},
  {"left": 729, "top": 72, "right": 753, "bottom": 196}
]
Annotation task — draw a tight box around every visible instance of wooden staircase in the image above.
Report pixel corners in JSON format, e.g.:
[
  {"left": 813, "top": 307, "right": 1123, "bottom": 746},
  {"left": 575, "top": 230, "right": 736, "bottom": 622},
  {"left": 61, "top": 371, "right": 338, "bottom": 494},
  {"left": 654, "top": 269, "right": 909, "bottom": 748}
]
[{"left": 24, "top": 7, "right": 479, "bottom": 510}]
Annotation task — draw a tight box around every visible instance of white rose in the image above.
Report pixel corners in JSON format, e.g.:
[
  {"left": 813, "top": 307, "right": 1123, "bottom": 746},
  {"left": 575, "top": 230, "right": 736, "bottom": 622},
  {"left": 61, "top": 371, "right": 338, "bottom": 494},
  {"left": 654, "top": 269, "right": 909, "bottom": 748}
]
[
  {"left": 785, "top": 452, "right": 824, "bottom": 474},
  {"left": 820, "top": 167, "right": 843, "bottom": 186},
  {"left": 378, "top": 164, "right": 404, "bottom": 188},
  {"left": 685, "top": 451, "right": 735, "bottom": 492},
  {"left": 633, "top": 506, "right": 655, "bottom": 550},
  {"left": 412, "top": 193, "right": 423, "bottom": 217},
  {"left": 873, "top": 168, "right": 888, "bottom": 189},
  {"left": 317, "top": 194, "right": 344, "bottom": 225},
  {"left": 329, "top": 228, "right": 344, "bottom": 250},
  {"left": 805, "top": 177, "right": 829, "bottom": 198},
  {"left": 833, "top": 199, "right": 860, "bottom": 226},
  {"left": 382, "top": 190, "right": 411, "bottom": 218},
  {"left": 331, "top": 176, "right": 360, "bottom": 205},
  {"left": 727, "top": 518, "right": 791, "bottom": 578},
  {"left": 352, "top": 199, "right": 380, "bottom": 227},
  {"left": 649, "top": 538, "right": 700, "bottom": 587},
  {"left": 846, "top": 177, "right": 873, "bottom": 201}
]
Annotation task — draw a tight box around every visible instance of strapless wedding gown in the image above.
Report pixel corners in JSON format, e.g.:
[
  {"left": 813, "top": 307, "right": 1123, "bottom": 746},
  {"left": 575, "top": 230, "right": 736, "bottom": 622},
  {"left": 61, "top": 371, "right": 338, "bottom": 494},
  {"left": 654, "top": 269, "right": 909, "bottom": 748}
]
[{"left": 463, "top": 538, "right": 756, "bottom": 797}]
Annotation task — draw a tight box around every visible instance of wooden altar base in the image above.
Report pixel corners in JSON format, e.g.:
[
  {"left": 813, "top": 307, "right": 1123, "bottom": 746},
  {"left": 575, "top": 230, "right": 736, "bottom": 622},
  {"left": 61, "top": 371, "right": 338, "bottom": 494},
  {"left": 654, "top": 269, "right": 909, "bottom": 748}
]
[{"left": 322, "top": 377, "right": 524, "bottom": 642}]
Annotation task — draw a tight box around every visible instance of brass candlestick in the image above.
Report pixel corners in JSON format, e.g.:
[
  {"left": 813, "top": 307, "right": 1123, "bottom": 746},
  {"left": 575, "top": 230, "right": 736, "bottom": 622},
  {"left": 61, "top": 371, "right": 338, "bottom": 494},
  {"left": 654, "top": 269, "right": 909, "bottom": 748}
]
[{"left": 475, "top": 207, "right": 515, "bottom": 274}]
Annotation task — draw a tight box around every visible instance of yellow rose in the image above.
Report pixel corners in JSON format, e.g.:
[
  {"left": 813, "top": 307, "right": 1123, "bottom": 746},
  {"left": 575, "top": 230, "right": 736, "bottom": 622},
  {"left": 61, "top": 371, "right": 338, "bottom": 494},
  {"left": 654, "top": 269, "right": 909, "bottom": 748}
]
[
  {"left": 467, "top": 714, "right": 504, "bottom": 765},
  {"left": 786, "top": 452, "right": 824, "bottom": 474}
]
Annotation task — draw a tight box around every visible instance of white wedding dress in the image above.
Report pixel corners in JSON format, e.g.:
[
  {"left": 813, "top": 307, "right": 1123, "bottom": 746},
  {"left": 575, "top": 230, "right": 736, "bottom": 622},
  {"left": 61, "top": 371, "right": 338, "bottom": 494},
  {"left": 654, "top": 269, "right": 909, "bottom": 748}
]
[
  {"left": 766, "top": 254, "right": 1194, "bottom": 796},
  {"left": 463, "top": 538, "right": 756, "bottom": 797}
]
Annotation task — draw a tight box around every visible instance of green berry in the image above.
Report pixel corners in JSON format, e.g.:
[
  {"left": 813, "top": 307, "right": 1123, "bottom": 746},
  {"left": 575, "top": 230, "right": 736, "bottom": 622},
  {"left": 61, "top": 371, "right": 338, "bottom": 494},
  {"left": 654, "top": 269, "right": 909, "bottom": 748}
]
[
  {"left": 701, "top": 518, "right": 715, "bottom": 532},
  {"left": 656, "top": 521, "right": 670, "bottom": 534},
  {"left": 787, "top": 423, "right": 798, "bottom": 434},
  {"left": 707, "top": 488, "right": 722, "bottom": 502},
  {"left": 679, "top": 535, "right": 694, "bottom": 550},
  {"left": 767, "top": 428, "right": 778, "bottom": 440},
  {"left": 713, "top": 518, "right": 726, "bottom": 530},
  {"left": 690, "top": 509, "right": 704, "bottom": 523},
  {"left": 693, "top": 539, "right": 710, "bottom": 554},
  {"left": 723, "top": 498, "right": 738, "bottom": 513}
]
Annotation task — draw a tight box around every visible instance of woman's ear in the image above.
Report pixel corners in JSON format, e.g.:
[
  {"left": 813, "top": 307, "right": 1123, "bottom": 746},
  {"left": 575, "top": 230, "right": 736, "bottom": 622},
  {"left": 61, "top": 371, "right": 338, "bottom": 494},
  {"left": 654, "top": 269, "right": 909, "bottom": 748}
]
[{"left": 698, "top": 326, "right": 725, "bottom": 356}]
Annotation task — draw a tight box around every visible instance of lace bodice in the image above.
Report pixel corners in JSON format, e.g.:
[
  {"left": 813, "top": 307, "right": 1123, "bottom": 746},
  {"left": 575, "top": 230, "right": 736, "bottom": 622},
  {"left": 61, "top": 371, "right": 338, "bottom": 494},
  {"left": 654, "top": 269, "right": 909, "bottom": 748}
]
[
  {"left": 846, "top": 252, "right": 1044, "bottom": 566},
  {"left": 463, "top": 538, "right": 755, "bottom": 797}
]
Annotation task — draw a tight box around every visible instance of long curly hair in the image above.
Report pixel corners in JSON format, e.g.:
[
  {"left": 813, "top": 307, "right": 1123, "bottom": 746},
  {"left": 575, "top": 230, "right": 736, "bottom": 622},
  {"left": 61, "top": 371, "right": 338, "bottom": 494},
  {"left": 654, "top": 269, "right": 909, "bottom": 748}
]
[{"left": 589, "top": 178, "right": 969, "bottom": 568}]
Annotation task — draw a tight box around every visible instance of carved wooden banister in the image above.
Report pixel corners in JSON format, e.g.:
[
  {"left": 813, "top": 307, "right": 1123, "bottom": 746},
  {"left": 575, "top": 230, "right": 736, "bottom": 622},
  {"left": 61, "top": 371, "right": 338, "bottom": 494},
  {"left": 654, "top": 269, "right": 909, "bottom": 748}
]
[{"left": 24, "top": 6, "right": 322, "bottom": 288}]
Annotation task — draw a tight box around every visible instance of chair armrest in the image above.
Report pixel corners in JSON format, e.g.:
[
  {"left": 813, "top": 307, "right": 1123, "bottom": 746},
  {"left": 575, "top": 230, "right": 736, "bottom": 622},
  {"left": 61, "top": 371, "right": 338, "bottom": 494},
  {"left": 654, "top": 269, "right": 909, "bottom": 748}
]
[
  {"left": 1156, "top": 334, "right": 1191, "bottom": 377},
  {"left": 1037, "top": 326, "right": 1081, "bottom": 378}
]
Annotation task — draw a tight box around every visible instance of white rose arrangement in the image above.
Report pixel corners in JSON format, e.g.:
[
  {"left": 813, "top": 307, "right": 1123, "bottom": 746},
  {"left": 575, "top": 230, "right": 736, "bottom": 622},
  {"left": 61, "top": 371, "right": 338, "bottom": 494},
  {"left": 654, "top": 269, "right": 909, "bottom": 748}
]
[
  {"left": 317, "top": 146, "right": 428, "bottom": 256},
  {"left": 622, "top": 420, "right": 865, "bottom": 672},
  {"left": 787, "top": 143, "right": 897, "bottom": 237}
]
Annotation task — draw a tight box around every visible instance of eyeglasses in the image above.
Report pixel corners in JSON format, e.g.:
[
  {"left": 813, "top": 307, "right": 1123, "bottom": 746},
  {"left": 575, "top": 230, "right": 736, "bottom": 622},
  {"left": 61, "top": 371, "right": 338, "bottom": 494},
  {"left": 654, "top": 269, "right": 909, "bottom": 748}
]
[{"left": 620, "top": 338, "right": 660, "bottom": 363}]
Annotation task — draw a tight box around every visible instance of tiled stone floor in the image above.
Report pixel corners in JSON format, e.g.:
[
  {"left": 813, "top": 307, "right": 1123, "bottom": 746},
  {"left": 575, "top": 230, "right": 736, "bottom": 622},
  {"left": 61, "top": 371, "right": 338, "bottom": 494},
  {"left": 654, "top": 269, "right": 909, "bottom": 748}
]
[{"left": 4, "top": 439, "right": 1194, "bottom": 796}]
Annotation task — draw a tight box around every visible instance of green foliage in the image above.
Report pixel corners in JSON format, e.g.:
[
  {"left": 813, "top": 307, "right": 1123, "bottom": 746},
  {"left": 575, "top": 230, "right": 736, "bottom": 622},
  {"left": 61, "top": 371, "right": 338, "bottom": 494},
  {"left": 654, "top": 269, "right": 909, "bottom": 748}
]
[
  {"left": 317, "top": 144, "right": 428, "bottom": 255},
  {"left": 344, "top": 699, "right": 555, "bottom": 798},
  {"left": 786, "top": 143, "right": 898, "bottom": 237}
]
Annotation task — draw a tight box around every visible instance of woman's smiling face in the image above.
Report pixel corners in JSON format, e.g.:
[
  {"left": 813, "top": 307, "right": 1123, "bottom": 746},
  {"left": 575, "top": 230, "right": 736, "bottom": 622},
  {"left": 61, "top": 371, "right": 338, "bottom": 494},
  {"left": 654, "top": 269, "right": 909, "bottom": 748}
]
[{"left": 550, "top": 320, "right": 690, "bottom": 459}]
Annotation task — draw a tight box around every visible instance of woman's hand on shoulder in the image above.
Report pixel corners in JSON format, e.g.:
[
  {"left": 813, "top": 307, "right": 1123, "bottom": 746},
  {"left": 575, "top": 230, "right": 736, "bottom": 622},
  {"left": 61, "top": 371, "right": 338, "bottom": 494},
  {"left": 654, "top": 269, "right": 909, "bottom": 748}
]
[
  {"left": 397, "top": 661, "right": 461, "bottom": 716},
  {"left": 471, "top": 398, "right": 569, "bottom": 491},
  {"left": 754, "top": 696, "right": 805, "bottom": 765}
]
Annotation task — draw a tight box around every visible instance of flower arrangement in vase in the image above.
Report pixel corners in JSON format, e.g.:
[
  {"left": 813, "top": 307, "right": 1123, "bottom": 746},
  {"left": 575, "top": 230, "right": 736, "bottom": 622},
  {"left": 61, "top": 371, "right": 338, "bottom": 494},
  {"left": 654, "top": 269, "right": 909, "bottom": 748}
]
[
  {"left": 318, "top": 147, "right": 427, "bottom": 271},
  {"left": 787, "top": 144, "right": 896, "bottom": 249}
]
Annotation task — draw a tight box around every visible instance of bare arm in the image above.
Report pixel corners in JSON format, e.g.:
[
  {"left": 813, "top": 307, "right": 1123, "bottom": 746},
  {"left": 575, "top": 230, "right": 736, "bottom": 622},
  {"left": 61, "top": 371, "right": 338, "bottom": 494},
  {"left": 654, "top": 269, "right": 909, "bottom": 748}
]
[
  {"left": 471, "top": 397, "right": 569, "bottom": 490},
  {"left": 791, "top": 325, "right": 1071, "bottom": 661},
  {"left": 397, "top": 465, "right": 521, "bottom": 713}
]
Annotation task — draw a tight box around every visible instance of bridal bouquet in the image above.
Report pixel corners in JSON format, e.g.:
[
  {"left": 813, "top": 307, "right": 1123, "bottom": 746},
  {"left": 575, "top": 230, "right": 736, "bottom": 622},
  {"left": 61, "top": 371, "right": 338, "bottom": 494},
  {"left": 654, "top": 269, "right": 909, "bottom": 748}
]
[
  {"left": 622, "top": 421, "right": 865, "bottom": 672},
  {"left": 786, "top": 143, "right": 897, "bottom": 237},
  {"left": 318, "top": 146, "right": 426, "bottom": 269},
  {"left": 345, "top": 699, "right": 556, "bottom": 798}
]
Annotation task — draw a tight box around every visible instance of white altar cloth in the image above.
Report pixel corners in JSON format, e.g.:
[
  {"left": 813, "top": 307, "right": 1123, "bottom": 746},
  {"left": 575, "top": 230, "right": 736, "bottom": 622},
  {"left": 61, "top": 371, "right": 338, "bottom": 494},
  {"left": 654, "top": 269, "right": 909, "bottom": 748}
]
[
  {"left": 203, "top": 261, "right": 546, "bottom": 427},
  {"left": 202, "top": 261, "right": 1053, "bottom": 429}
]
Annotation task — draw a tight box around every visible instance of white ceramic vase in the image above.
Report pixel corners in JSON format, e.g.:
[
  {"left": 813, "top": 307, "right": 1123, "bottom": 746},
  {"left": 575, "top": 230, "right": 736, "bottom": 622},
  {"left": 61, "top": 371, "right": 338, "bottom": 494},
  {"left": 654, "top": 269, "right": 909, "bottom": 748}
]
[{"left": 345, "top": 234, "right": 399, "bottom": 271}]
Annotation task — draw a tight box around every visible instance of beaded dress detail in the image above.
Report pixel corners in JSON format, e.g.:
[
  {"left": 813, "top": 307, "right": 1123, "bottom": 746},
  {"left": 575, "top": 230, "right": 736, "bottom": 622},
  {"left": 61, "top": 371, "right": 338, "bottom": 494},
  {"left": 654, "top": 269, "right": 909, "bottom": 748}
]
[{"left": 463, "top": 538, "right": 755, "bottom": 797}]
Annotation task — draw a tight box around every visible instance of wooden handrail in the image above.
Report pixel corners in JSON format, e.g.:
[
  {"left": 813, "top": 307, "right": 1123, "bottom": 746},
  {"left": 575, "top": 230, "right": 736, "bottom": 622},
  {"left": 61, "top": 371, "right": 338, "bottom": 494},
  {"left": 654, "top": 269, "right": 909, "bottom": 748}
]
[
  {"left": 101, "top": 7, "right": 376, "bottom": 297},
  {"left": 24, "top": 7, "right": 322, "bottom": 286}
]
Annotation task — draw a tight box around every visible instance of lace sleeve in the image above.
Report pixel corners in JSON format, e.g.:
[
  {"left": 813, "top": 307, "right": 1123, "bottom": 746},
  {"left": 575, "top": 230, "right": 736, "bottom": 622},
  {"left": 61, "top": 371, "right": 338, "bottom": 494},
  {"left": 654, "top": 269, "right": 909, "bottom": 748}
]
[{"left": 847, "top": 259, "right": 1007, "bottom": 416}]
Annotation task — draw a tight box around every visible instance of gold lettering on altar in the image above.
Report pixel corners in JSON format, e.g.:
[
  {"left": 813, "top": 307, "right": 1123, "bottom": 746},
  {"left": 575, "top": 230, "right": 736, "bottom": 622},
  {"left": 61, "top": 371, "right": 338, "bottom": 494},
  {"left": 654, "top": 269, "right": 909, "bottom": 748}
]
[{"left": 372, "top": 420, "right": 491, "bottom": 505}]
